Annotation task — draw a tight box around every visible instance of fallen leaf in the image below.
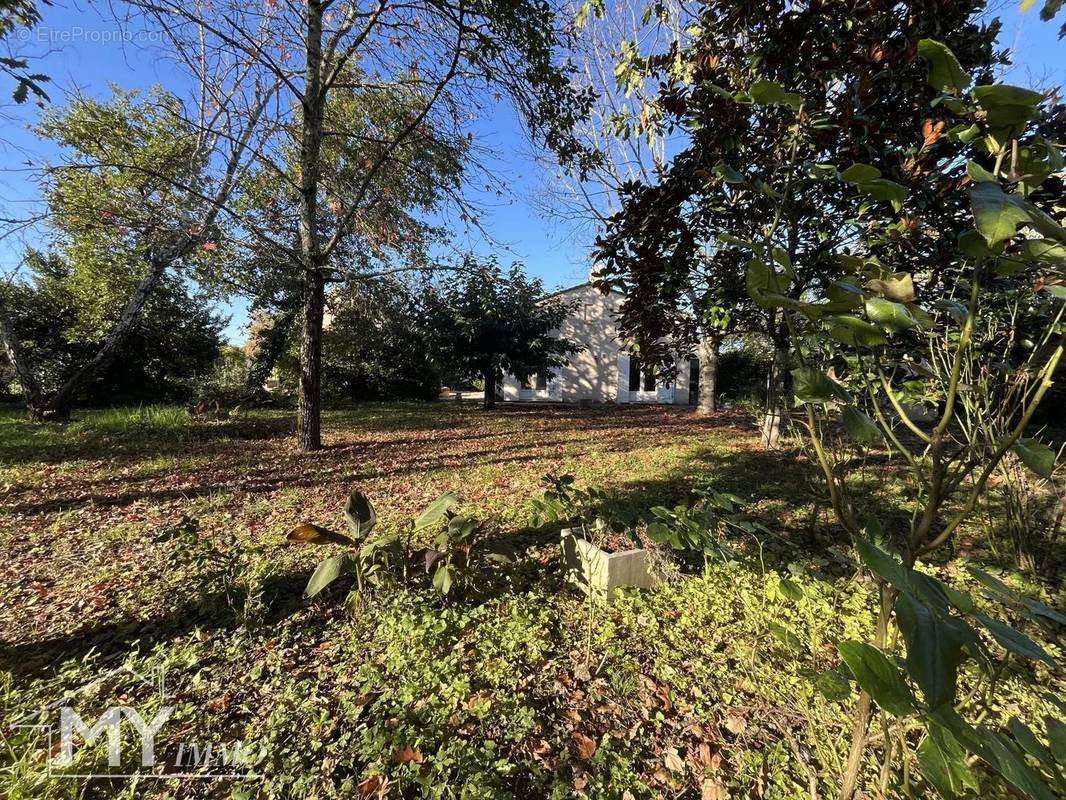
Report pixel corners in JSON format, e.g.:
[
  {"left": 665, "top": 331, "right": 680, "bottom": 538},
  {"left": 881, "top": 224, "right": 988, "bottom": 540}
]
[
  {"left": 357, "top": 774, "right": 391, "bottom": 799},
  {"left": 701, "top": 779, "right": 726, "bottom": 800},
  {"left": 723, "top": 711, "right": 747, "bottom": 735},
  {"left": 205, "top": 693, "right": 230, "bottom": 713},
  {"left": 393, "top": 745, "right": 423, "bottom": 765},
  {"left": 663, "top": 746, "right": 685, "bottom": 773},
  {"left": 571, "top": 731, "right": 597, "bottom": 761}
]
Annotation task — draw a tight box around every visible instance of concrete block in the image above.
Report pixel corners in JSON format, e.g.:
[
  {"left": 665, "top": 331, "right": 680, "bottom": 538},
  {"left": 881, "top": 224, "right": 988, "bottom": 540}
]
[{"left": 560, "top": 528, "right": 660, "bottom": 601}]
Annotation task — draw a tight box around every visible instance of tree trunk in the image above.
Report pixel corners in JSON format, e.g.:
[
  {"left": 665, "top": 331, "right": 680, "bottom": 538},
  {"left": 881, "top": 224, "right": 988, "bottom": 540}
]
[
  {"left": 0, "top": 297, "right": 42, "bottom": 413},
  {"left": 243, "top": 305, "right": 298, "bottom": 402},
  {"left": 295, "top": 0, "right": 326, "bottom": 451},
  {"left": 298, "top": 270, "right": 325, "bottom": 450},
  {"left": 761, "top": 335, "right": 790, "bottom": 448},
  {"left": 44, "top": 258, "right": 170, "bottom": 418},
  {"left": 1, "top": 257, "right": 170, "bottom": 421},
  {"left": 483, "top": 367, "right": 496, "bottom": 410},
  {"left": 696, "top": 335, "right": 720, "bottom": 414}
]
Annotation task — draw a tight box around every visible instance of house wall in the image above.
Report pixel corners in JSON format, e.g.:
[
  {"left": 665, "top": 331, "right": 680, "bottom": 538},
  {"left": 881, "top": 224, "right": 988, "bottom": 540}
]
[{"left": 502, "top": 283, "right": 693, "bottom": 405}]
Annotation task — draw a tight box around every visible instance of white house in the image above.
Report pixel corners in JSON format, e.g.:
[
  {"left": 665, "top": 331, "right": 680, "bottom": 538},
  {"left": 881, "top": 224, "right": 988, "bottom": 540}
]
[{"left": 500, "top": 282, "right": 696, "bottom": 405}]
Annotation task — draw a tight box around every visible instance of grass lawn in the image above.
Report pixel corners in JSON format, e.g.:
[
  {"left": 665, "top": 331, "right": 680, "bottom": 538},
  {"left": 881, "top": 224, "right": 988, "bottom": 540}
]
[{"left": 0, "top": 402, "right": 1060, "bottom": 799}]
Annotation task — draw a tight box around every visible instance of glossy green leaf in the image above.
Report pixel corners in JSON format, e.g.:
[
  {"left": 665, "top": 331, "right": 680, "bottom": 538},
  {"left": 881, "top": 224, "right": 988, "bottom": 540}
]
[
  {"left": 304, "top": 553, "right": 357, "bottom": 598},
  {"left": 838, "top": 640, "right": 916, "bottom": 716},
  {"left": 414, "top": 493, "right": 460, "bottom": 530},
  {"left": 807, "top": 163, "right": 838, "bottom": 180},
  {"left": 713, "top": 160, "right": 744, "bottom": 184},
  {"left": 749, "top": 79, "right": 803, "bottom": 109},
  {"left": 966, "top": 160, "right": 998, "bottom": 183},
  {"left": 842, "top": 405, "right": 883, "bottom": 446},
  {"left": 958, "top": 229, "right": 996, "bottom": 258},
  {"left": 918, "top": 719, "right": 981, "bottom": 799},
  {"left": 929, "top": 706, "right": 990, "bottom": 757},
  {"left": 981, "top": 730, "right": 1058, "bottom": 800},
  {"left": 948, "top": 123, "right": 982, "bottom": 144},
  {"left": 855, "top": 537, "right": 912, "bottom": 589},
  {"left": 866, "top": 297, "right": 919, "bottom": 332},
  {"left": 1022, "top": 240, "right": 1066, "bottom": 262},
  {"left": 841, "top": 163, "right": 881, "bottom": 183},
  {"left": 1020, "top": 199, "right": 1066, "bottom": 243},
  {"left": 745, "top": 257, "right": 788, "bottom": 308},
  {"left": 432, "top": 563, "right": 453, "bottom": 594},
  {"left": 856, "top": 178, "right": 908, "bottom": 212},
  {"left": 826, "top": 280, "right": 864, "bottom": 303},
  {"left": 855, "top": 538, "right": 973, "bottom": 615},
  {"left": 896, "top": 594, "right": 973, "bottom": 709},
  {"left": 827, "top": 315, "right": 888, "bottom": 346},
  {"left": 970, "top": 182, "right": 1030, "bottom": 247},
  {"left": 1012, "top": 438, "right": 1057, "bottom": 478},
  {"left": 974, "top": 613, "right": 1055, "bottom": 665},
  {"left": 1046, "top": 716, "right": 1066, "bottom": 764},
  {"left": 973, "top": 84, "right": 1045, "bottom": 130},
  {"left": 967, "top": 564, "right": 1022, "bottom": 602},
  {"left": 1007, "top": 718, "right": 1059, "bottom": 776},
  {"left": 344, "top": 490, "right": 377, "bottom": 539},
  {"left": 1022, "top": 597, "right": 1066, "bottom": 627},
  {"left": 911, "top": 572, "right": 975, "bottom": 616},
  {"left": 917, "top": 39, "right": 970, "bottom": 93},
  {"left": 791, "top": 366, "right": 836, "bottom": 405}
]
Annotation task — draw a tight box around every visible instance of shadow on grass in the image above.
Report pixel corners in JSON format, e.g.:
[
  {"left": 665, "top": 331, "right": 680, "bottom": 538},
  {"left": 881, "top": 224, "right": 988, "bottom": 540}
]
[
  {"left": 0, "top": 568, "right": 312, "bottom": 681},
  {"left": 0, "top": 412, "right": 297, "bottom": 467},
  {"left": 3, "top": 404, "right": 744, "bottom": 515}
]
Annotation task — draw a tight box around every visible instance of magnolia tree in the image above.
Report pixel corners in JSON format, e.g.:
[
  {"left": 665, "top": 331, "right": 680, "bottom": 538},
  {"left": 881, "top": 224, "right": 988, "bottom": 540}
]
[
  {"left": 592, "top": 0, "right": 1011, "bottom": 437},
  {"left": 721, "top": 37, "right": 1065, "bottom": 800}
]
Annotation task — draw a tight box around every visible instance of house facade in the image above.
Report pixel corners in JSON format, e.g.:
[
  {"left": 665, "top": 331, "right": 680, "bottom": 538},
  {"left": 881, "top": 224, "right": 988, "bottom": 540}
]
[{"left": 500, "top": 283, "right": 695, "bottom": 405}]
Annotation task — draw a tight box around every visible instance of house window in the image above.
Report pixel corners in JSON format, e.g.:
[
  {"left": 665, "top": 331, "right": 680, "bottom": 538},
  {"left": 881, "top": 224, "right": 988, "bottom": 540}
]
[
  {"left": 536, "top": 370, "right": 549, "bottom": 390},
  {"left": 628, "top": 357, "right": 656, "bottom": 392}
]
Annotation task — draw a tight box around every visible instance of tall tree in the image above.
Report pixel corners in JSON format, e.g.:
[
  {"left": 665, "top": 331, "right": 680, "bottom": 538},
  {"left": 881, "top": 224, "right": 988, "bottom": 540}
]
[
  {"left": 0, "top": 87, "right": 259, "bottom": 418},
  {"left": 117, "top": 0, "right": 592, "bottom": 449},
  {"left": 547, "top": 0, "right": 763, "bottom": 412},
  {"left": 1, "top": 249, "right": 224, "bottom": 404},
  {"left": 593, "top": 0, "right": 1005, "bottom": 442},
  {"left": 423, "top": 257, "right": 580, "bottom": 409}
]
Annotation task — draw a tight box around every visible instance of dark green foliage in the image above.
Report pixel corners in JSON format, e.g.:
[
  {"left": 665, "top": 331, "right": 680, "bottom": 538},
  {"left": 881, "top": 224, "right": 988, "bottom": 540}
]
[
  {"left": 1, "top": 251, "right": 223, "bottom": 406},
  {"left": 593, "top": 0, "right": 1007, "bottom": 406},
  {"left": 321, "top": 285, "right": 441, "bottom": 402},
  {"left": 423, "top": 256, "right": 581, "bottom": 408},
  {"left": 0, "top": 0, "right": 49, "bottom": 103},
  {"left": 717, "top": 346, "right": 772, "bottom": 405}
]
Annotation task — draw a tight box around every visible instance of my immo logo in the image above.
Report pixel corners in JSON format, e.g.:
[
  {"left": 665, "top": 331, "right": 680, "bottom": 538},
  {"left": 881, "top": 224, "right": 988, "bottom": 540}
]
[
  {"left": 57, "top": 705, "right": 171, "bottom": 769},
  {"left": 12, "top": 665, "right": 266, "bottom": 779}
]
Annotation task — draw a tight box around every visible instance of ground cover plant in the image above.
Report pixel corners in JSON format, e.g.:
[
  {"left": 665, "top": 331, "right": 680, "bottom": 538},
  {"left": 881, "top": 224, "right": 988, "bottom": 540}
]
[{"left": 1, "top": 402, "right": 1062, "bottom": 799}]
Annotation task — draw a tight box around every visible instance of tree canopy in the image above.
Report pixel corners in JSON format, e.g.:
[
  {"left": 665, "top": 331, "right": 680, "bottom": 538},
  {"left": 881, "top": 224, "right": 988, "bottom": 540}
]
[{"left": 423, "top": 257, "right": 580, "bottom": 408}]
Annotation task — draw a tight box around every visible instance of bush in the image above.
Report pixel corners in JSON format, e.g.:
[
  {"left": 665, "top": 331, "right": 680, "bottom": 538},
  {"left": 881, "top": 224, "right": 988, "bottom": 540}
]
[{"left": 716, "top": 345, "right": 771, "bottom": 406}]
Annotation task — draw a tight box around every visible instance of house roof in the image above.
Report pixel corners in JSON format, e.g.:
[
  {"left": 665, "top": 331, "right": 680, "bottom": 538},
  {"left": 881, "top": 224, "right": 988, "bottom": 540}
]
[{"left": 545, "top": 281, "right": 625, "bottom": 299}]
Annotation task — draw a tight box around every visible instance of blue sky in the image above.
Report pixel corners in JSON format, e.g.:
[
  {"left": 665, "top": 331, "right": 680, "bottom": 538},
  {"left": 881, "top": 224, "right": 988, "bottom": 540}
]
[{"left": 1, "top": 1, "right": 1063, "bottom": 343}]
